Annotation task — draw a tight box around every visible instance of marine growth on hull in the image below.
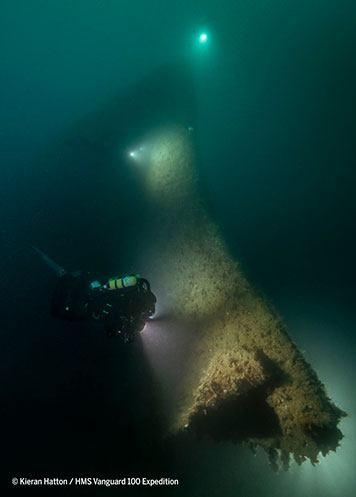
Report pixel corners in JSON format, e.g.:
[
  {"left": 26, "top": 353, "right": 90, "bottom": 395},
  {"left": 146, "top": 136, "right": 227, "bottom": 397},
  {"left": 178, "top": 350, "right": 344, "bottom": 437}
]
[
  {"left": 138, "top": 125, "right": 346, "bottom": 471},
  {"left": 185, "top": 344, "right": 345, "bottom": 471}
]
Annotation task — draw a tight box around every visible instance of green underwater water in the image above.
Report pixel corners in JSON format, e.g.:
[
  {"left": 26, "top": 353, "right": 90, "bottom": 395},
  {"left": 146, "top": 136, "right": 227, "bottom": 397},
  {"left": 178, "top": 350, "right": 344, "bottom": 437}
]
[{"left": 1, "top": 1, "right": 356, "bottom": 496}]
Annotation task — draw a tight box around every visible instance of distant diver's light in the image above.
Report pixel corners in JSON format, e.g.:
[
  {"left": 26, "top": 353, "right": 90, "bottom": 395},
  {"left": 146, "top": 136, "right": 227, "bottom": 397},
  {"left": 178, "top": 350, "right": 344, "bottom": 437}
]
[
  {"left": 199, "top": 33, "right": 207, "bottom": 43},
  {"left": 128, "top": 145, "right": 146, "bottom": 162}
]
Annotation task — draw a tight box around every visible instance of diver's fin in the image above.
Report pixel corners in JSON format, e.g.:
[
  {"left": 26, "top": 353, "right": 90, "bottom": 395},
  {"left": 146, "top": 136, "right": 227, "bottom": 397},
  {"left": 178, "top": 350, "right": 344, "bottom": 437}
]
[{"left": 31, "top": 246, "right": 67, "bottom": 276}]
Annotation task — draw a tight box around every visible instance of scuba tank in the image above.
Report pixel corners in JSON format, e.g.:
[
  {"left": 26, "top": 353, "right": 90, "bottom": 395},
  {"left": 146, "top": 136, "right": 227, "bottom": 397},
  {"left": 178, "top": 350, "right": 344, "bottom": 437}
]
[{"left": 105, "top": 274, "right": 141, "bottom": 290}]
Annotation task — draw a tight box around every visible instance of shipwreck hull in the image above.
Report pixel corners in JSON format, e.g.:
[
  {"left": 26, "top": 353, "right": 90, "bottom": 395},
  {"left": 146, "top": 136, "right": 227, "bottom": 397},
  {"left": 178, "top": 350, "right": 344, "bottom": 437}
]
[{"left": 137, "top": 125, "right": 346, "bottom": 470}]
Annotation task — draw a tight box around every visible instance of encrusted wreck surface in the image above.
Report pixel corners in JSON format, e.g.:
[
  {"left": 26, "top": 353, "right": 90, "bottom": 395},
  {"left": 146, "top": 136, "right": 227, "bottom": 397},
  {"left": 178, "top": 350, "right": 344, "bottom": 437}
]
[
  {"left": 139, "top": 125, "right": 346, "bottom": 470},
  {"left": 185, "top": 343, "right": 345, "bottom": 470}
]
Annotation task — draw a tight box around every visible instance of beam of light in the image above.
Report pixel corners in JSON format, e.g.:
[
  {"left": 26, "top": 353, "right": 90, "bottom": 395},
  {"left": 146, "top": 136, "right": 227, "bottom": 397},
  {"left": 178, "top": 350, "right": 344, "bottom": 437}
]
[
  {"left": 138, "top": 126, "right": 198, "bottom": 205},
  {"left": 199, "top": 33, "right": 208, "bottom": 43},
  {"left": 140, "top": 316, "right": 197, "bottom": 388}
]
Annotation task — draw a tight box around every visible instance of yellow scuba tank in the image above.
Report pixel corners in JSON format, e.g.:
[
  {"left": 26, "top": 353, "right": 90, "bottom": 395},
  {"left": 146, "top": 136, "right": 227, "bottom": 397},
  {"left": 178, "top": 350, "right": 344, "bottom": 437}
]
[{"left": 106, "top": 274, "right": 140, "bottom": 290}]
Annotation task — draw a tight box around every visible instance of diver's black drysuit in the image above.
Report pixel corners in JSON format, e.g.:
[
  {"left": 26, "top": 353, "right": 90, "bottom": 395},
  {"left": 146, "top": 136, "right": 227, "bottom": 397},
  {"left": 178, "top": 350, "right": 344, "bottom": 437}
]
[{"left": 51, "top": 272, "right": 156, "bottom": 342}]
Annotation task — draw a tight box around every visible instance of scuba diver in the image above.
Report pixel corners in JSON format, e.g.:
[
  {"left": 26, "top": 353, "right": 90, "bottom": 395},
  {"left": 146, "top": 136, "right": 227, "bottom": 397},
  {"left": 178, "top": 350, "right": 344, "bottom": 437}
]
[{"left": 32, "top": 246, "right": 156, "bottom": 343}]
